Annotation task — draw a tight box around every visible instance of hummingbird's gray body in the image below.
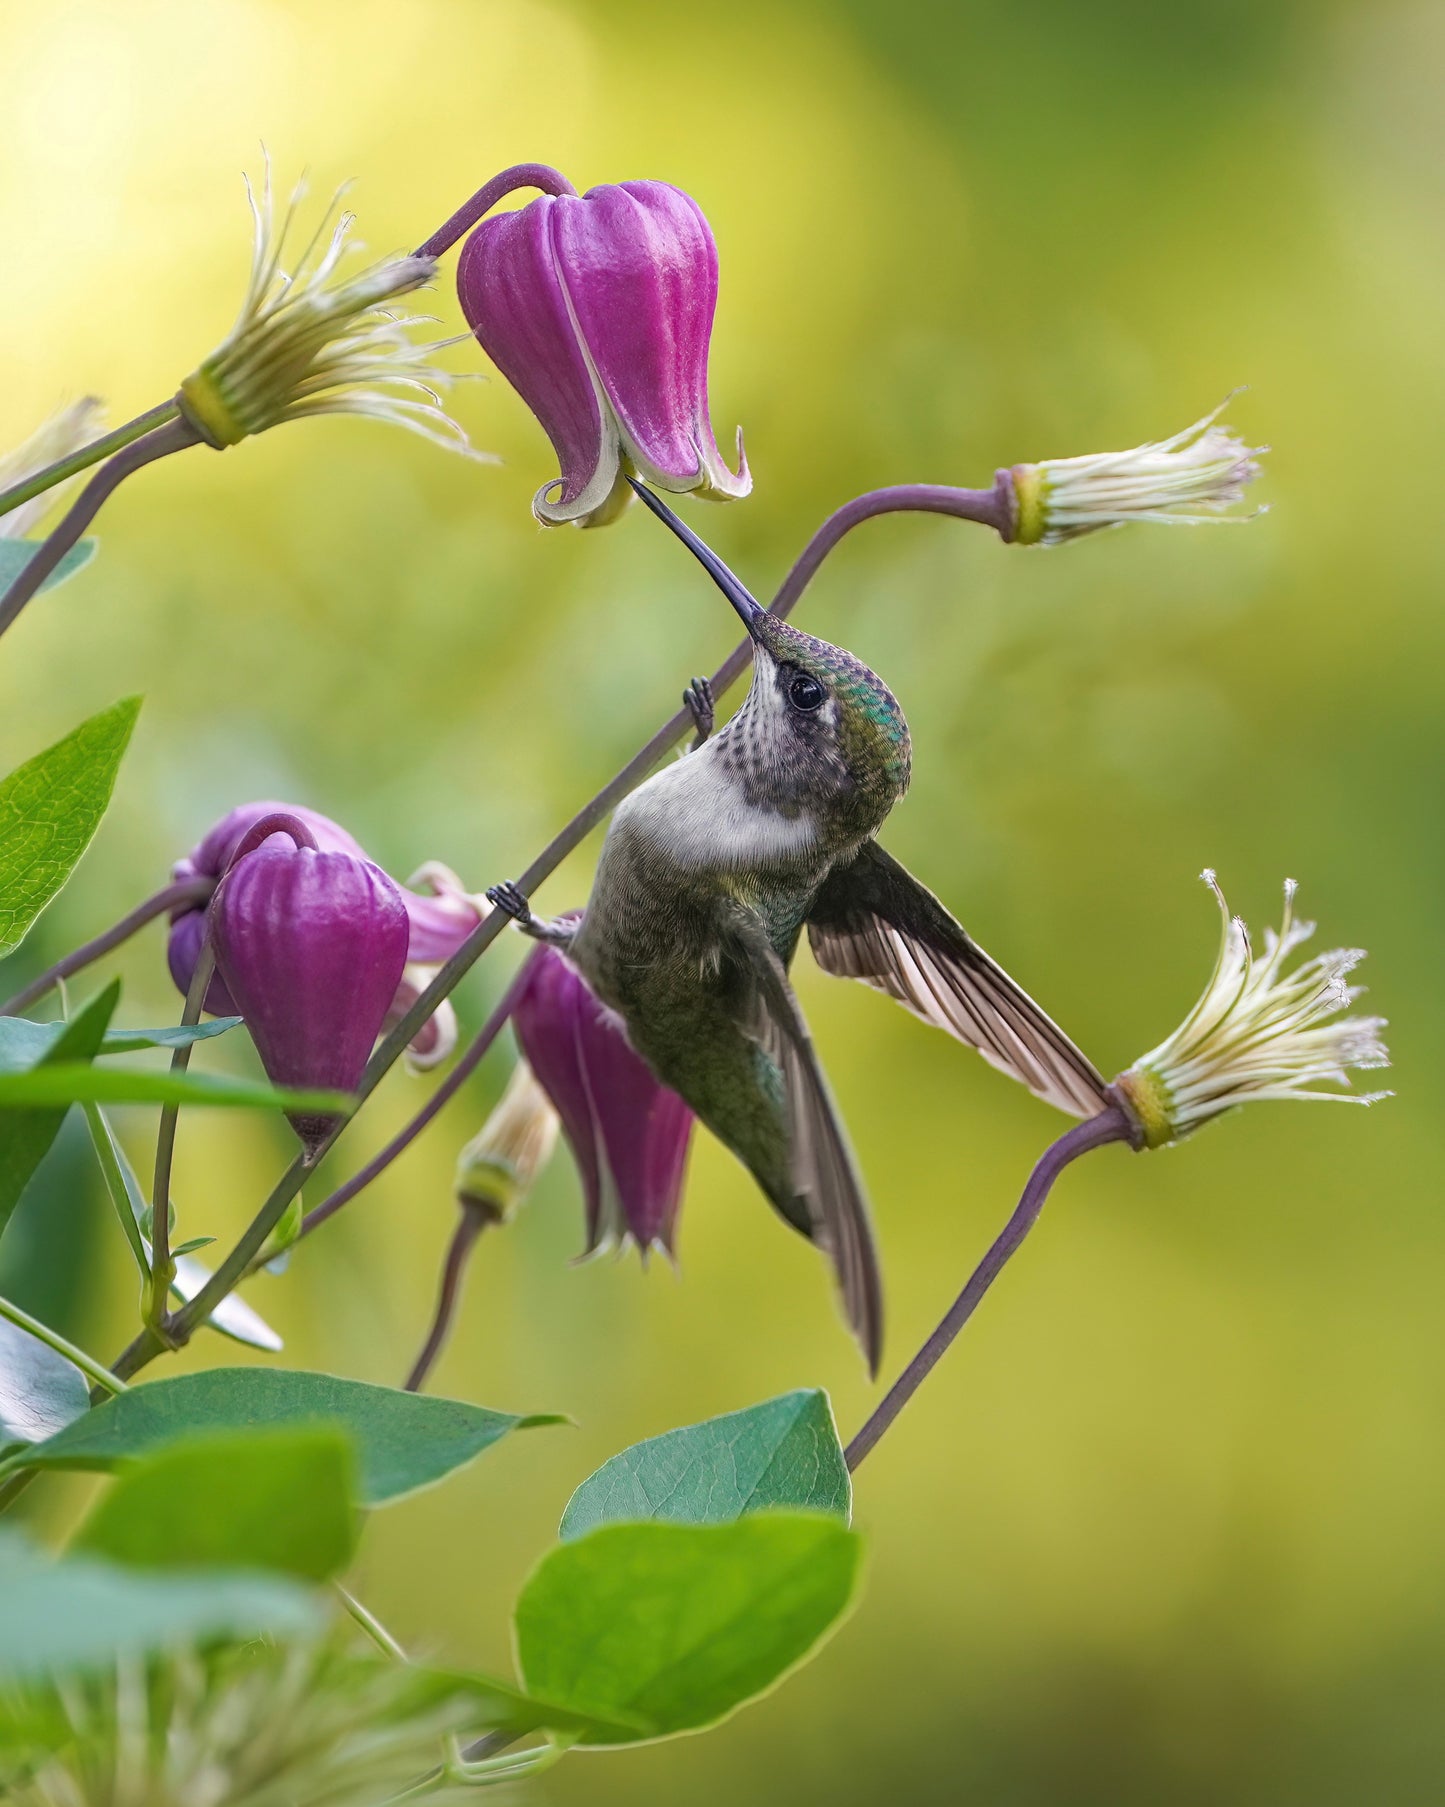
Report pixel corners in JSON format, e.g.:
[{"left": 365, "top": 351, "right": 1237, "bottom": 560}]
[{"left": 492, "top": 485, "right": 1111, "bottom": 1370}]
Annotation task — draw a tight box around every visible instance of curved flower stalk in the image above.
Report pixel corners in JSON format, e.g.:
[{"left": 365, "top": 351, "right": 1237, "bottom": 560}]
[
  {"left": 458, "top": 179, "right": 748, "bottom": 526},
  {"left": 1010, "top": 396, "right": 1266, "bottom": 545},
  {"left": 176, "top": 163, "right": 479, "bottom": 457},
  {"left": 0, "top": 398, "right": 106, "bottom": 538},
  {"left": 846, "top": 871, "right": 1388, "bottom": 1472},
  {"left": 1111, "top": 872, "right": 1390, "bottom": 1146}
]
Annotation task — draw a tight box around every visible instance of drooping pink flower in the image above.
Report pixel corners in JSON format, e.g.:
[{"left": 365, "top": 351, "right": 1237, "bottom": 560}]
[{"left": 457, "top": 180, "right": 749, "bottom": 528}]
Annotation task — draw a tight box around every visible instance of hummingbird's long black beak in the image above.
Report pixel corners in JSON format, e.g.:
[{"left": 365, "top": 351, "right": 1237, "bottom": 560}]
[{"left": 627, "top": 478, "right": 765, "bottom": 636}]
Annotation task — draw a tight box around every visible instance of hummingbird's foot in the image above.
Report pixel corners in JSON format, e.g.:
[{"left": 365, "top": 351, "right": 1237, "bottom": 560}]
[
  {"left": 485, "top": 882, "right": 576, "bottom": 949},
  {"left": 684, "top": 676, "right": 715, "bottom": 749}
]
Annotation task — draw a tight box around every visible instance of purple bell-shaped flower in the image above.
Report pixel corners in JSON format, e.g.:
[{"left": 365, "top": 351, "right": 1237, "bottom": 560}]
[
  {"left": 511, "top": 930, "right": 694, "bottom": 1257},
  {"left": 457, "top": 180, "right": 749, "bottom": 528},
  {"left": 210, "top": 817, "right": 410, "bottom": 1155}
]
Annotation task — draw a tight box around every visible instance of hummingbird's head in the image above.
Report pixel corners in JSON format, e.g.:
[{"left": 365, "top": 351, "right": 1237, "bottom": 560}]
[{"left": 630, "top": 482, "right": 911, "bottom": 839}]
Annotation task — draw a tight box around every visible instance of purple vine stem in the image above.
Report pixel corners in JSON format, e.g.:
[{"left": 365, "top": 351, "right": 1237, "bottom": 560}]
[
  {"left": 403, "top": 1206, "right": 488, "bottom": 1393},
  {"left": 0, "top": 877, "right": 214, "bottom": 1018},
  {"left": 413, "top": 163, "right": 577, "bottom": 261},
  {"left": 844, "top": 1105, "right": 1135, "bottom": 1471},
  {"left": 0, "top": 417, "right": 201, "bottom": 641}
]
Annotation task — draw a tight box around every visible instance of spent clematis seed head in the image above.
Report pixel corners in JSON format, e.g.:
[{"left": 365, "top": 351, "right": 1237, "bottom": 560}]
[
  {"left": 168, "top": 804, "right": 481, "bottom": 1074},
  {"left": 1010, "top": 396, "right": 1267, "bottom": 545},
  {"left": 454, "top": 1057, "right": 561, "bottom": 1225},
  {"left": 210, "top": 819, "right": 410, "bottom": 1155},
  {"left": 0, "top": 398, "right": 105, "bottom": 538},
  {"left": 1111, "top": 872, "right": 1390, "bottom": 1149},
  {"left": 511, "top": 931, "right": 694, "bottom": 1257},
  {"left": 177, "top": 162, "right": 481, "bottom": 457},
  {"left": 458, "top": 179, "right": 749, "bottom": 527}
]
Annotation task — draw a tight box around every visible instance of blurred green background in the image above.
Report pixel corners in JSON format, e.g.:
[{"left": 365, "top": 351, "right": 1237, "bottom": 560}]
[{"left": 1, "top": 0, "right": 1441, "bottom": 1800}]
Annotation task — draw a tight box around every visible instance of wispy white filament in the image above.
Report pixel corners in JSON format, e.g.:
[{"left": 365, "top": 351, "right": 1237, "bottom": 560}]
[
  {"left": 1123, "top": 871, "right": 1389, "bottom": 1143},
  {"left": 188, "top": 159, "right": 487, "bottom": 455},
  {"left": 1030, "top": 396, "right": 1266, "bottom": 543}
]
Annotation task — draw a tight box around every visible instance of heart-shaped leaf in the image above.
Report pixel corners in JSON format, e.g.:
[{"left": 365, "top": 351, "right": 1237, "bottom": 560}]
[
  {"left": 20, "top": 1368, "right": 565, "bottom": 1505},
  {"left": 515, "top": 1515, "right": 864, "bottom": 1745},
  {"left": 0, "top": 1314, "right": 88, "bottom": 1450},
  {"left": 560, "top": 1390, "right": 850, "bottom": 1540},
  {"left": 73, "top": 1427, "right": 360, "bottom": 1581},
  {"left": 0, "top": 695, "right": 138, "bottom": 959},
  {"left": 0, "top": 1530, "right": 318, "bottom": 1680}
]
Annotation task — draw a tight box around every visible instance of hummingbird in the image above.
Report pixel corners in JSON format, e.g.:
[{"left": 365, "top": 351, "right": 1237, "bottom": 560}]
[{"left": 488, "top": 481, "right": 1110, "bottom": 1372}]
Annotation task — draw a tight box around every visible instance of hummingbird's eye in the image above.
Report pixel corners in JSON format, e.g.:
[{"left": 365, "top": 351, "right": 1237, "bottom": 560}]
[{"left": 787, "top": 671, "right": 826, "bottom": 713}]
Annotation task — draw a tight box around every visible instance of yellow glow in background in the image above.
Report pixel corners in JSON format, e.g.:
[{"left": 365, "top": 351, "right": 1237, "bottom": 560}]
[{"left": 1, "top": 2, "right": 1442, "bottom": 1800}]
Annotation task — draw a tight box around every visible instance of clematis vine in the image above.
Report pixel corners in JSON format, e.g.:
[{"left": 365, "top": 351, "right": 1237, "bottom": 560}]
[{"left": 456, "top": 178, "right": 748, "bottom": 527}]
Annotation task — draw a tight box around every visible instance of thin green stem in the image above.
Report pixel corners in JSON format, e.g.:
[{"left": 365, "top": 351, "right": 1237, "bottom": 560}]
[
  {"left": 0, "top": 399, "right": 180, "bottom": 524},
  {"left": 148, "top": 941, "right": 215, "bottom": 1329},
  {"left": 83, "top": 1103, "right": 151, "bottom": 1282},
  {"left": 334, "top": 1583, "right": 409, "bottom": 1661},
  {"left": 0, "top": 1293, "right": 128, "bottom": 1394}
]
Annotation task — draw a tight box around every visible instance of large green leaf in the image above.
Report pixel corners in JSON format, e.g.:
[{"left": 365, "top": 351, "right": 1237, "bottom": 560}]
[
  {"left": 20, "top": 1368, "right": 565, "bottom": 1505},
  {"left": 515, "top": 1515, "right": 864, "bottom": 1745},
  {"left": 0, "top": 980, "right": 117, "bottom": 1238},
  {"left": 0, "top": 1064, "right": 348, "bottom": 1112},
  {"left": 0, "top": 1016, "right": 241, "bottom": 1068},
  {"left": 0, "top": 695, "right": 138, "bottom": 958},
  {"left": 410, "top": 1668, "right": 649, "bottom": 1744},
  {"left": 73, "top": 1427, "right": 360, "bottom": 1582},
  {"left": 0, "top": 537, "right": 96, "bottom": 601},
  {"left": 560, "top": 1390, "right": 850, "bottom": 1540},
  {"left": 0, "top": 1314, "right": 88, "bottom": 1450},
  {"left": 0, "top": 1531, "right": 318, "bottom": 1680}
]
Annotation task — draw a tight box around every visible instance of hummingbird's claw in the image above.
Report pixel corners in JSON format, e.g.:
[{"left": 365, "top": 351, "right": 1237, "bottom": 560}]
[
  {"left": 486, "top": 881, "right": 534, "bottom": 928},
  {"left": 684, "top": 676, "right": 715, "bottom": 749}
]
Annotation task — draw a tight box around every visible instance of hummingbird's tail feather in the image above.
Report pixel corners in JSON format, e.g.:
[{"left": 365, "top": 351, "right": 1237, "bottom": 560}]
[{"left": 722, "top": 905, "right": 885, "bottom": 1375}]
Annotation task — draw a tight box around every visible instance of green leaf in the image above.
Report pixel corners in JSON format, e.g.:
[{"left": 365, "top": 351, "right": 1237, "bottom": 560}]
[
  {"left": 73, "top": 1427, "right": 360, "bottom": 1582},
  {"left": 409, "top": 1667, "right": 649, "bottom": 1744},
  {"left": 0, "top": 981, "right": 117, "bottom": 1240},
  {"left": 0, "top": 537, "right": 96, "bottom": 600},
  {"left": 0, "top": 1064, "right": 349, "bottom": 1112},
  {"left": 170, "top": 1236, "right": 215, "bottom": 1257},
  {"left": 515, "top": 1515, "right": 864, "bottom": 1745},
  {"left": 20, "top": 1368, "right": 566, "bottom": 1506},
  {"left": 560, "top": 1390, "right": 850, "bottom": 1541},
  {"left": 0, "top": 1530, "right": 318, "bottom": 1680},
  {"left": 0, "top": 695, "right": 139, "bottom": 958},
  {"left": 0, "top": 1314, "right": 88, "bottom": 1450},
  {"left": 0, "top": 1016, "right": 242, "bottom": 1070}
]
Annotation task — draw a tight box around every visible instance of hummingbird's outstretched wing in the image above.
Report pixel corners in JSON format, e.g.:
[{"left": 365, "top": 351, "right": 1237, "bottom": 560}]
[
  {"left": 723, "top": 905, "right": 885, "bottom": 1376},
  {"left": 807, "top": 841, "right": 1110, "bottom": 1119}
]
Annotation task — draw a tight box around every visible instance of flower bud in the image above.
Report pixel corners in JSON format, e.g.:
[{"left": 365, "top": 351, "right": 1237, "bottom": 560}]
[
  {"left": 454, "top": 1058, "right": 560, "bottom": 1225},
  {"left": 511, "top": 933, "right": 694, "bottom": 1257},
  {"left": 458, "top": 179, "right": 748, "bottom": 527},
  {"left": 211, "top": 833, "right": 409, "bottom": 1154},
  {"left": 168, "top": 806, "right": 479, "bottom": 1070},
  {"left": 1010, "top": 397, "right": 1266, "bottom": 545},
  {"left": 177, "top": 164, "right": 477, "bottom": 458},
  {"left": 1110, "top": 872, "right": 1390, "bottom": 1149}
]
